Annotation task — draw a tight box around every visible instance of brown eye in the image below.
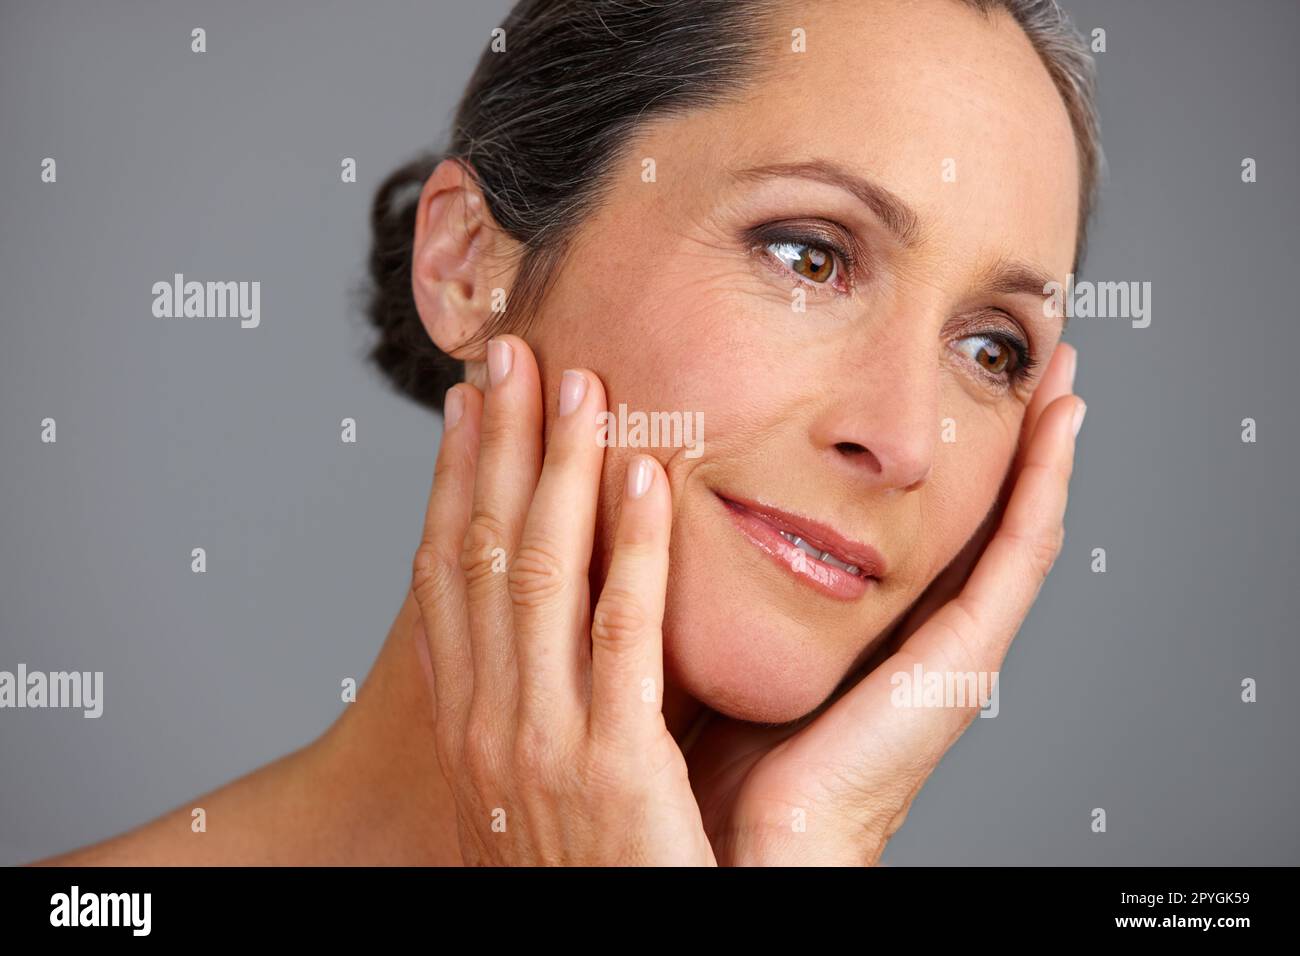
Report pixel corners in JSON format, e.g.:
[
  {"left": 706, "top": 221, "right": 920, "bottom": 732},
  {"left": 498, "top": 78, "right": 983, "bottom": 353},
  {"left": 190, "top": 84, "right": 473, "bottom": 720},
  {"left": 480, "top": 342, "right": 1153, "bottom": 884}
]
[
  {"left": 767, "top": 240, "right": 837, "bottom": 284},
  {"left": 978, "top": 340, "right": 1010, "bottom": 374},
  {"left": 955, "top": 333, "right": 1023, "bottom": 379}
]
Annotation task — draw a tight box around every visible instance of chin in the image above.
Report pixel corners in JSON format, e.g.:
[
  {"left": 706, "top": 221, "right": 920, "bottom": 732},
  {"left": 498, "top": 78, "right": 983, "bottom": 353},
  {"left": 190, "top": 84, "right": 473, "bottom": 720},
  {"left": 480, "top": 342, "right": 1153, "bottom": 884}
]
[{"left": 662, "top": 603, "right": 849, "bottom": 725}]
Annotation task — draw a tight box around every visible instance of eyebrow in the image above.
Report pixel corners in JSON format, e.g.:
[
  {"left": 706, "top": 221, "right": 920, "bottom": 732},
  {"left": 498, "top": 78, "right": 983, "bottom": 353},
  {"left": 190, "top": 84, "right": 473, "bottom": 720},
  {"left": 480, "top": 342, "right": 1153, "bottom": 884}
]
[
  {"left": 733, "top": 158, "right": 1063, "bottom": 325},
  {"left": 731, "top": 159, "right": 923, "bottom": 248},
  {"left": 971, "top": 257, "right": 1065, "bottom": 326},
  {"left": 971, "top": 258, "right": 1059, "bottom": 300}
]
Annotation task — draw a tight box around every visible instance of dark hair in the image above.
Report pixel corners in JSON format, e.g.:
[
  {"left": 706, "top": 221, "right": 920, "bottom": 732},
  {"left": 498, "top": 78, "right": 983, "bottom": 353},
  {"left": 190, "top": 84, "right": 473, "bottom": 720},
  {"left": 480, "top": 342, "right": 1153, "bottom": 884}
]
[
  {"left": 362, "top": 0, "right": 783, "bottom": 412},
  {"left": 362, "top": 0, "right": 1101, "bottom": 414}
]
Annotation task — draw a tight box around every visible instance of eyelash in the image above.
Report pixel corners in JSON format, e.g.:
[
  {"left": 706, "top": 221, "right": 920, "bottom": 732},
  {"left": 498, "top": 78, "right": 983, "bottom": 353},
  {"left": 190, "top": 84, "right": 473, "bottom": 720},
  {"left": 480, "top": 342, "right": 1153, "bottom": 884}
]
[
  {"left": 749, "top": 223, "right": 858, "bottom": 294},
  {"left": 748, "top": 223, "right": 1039, "bottom": 389},
  {"left": 952, "top": 328, "right": 1039, "bottom": 389}
]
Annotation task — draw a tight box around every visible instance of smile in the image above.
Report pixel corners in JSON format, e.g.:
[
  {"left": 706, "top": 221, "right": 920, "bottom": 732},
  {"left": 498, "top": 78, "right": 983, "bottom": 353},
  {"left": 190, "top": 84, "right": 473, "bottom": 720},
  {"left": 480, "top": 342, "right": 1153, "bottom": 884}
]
[{"left": 715, "top": 492, "right": 885, "bottom": 601}]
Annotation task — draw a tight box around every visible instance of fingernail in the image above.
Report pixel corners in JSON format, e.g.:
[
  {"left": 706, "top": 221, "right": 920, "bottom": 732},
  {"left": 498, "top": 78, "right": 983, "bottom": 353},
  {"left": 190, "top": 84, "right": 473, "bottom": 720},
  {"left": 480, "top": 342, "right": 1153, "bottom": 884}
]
[
  {"left": 1072, "top": 400, "right": 1087, "bottom": 437},
  {"left": 559, "top": 369, "right": 587, "bottom": 417},
  {"left": 626, "top": 456, "right": 654, "bottom": 499},
  {"left": 488, "top": 338, "right": 513, "bottom": 387},
  {"left": 443, "top": 386, "right": 464, "bottom": 429}
]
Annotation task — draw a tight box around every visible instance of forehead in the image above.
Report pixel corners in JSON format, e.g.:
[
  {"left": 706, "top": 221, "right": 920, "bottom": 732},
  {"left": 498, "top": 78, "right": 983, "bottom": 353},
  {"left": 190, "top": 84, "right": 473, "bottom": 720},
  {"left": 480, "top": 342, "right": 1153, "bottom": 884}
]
[{"left": 670, "top": 0, "right": 1082, "bottom": 280}]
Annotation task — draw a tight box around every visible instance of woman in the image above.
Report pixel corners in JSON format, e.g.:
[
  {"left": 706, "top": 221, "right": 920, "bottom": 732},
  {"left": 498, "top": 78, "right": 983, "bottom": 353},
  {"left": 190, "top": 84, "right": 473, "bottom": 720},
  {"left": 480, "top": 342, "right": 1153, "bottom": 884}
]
[{"left": 41, "top": 0, "right": 1098, "bottom": 866}]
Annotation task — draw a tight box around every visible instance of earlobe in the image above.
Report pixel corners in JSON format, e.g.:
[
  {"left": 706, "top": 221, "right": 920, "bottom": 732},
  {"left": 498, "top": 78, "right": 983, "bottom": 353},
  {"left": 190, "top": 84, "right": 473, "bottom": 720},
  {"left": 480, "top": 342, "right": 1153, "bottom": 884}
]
[{"left": 410, "top": 160, "right": 505, "bottom": 359}]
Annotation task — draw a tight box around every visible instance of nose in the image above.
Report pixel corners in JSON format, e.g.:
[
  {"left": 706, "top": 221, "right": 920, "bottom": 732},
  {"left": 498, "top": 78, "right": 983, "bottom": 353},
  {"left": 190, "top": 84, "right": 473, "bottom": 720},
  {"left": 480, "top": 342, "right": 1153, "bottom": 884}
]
[{"left": 809, "top": 330, "right": 938, "bottom": 494}]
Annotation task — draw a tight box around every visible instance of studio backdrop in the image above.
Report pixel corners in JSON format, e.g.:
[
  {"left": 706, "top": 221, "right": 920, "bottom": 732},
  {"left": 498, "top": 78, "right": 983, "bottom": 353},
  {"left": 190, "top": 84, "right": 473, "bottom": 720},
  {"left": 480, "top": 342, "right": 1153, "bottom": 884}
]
[{"left": 1, "top": 0, "right": 1297, "bottom": 865}]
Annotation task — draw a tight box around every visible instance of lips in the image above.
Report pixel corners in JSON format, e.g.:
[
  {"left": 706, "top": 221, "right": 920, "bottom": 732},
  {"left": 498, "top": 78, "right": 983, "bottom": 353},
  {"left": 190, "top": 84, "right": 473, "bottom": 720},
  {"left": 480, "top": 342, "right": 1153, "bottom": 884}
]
[{"left": 716, "top": 492, "right": 886, "bottom": 601}]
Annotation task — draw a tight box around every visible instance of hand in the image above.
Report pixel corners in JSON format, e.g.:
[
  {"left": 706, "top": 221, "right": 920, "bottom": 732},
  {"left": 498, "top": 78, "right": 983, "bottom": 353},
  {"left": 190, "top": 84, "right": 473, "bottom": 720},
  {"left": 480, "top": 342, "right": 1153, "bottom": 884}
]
[
  {"left": 686, "top": 343, "right": 1085, "bottom": 866},
  {"left": 410, "top": 335, "right": 716, "bottom": 866}
]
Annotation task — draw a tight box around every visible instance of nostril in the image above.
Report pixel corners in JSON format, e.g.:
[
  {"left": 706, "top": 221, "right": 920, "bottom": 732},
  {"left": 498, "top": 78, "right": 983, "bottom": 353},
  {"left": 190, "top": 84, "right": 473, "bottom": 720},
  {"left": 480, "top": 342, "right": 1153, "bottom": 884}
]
[{"left": 833, "top": 440, "right": 884, "bottom": 476}]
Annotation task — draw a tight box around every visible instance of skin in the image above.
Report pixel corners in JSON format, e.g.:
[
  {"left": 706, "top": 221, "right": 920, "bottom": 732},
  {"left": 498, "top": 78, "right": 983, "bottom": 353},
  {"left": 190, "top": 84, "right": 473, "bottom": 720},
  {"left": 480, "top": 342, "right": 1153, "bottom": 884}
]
[{"left": 37, "top": 0, "right": 1086, "bottom": 866}]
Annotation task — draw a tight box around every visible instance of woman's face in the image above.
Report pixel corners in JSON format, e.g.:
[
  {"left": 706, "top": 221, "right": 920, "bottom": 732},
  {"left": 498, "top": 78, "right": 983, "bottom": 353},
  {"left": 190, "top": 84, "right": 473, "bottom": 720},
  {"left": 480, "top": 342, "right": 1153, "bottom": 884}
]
[{"left": 513, "top": 0, "right": 1080, "bottom": 723}]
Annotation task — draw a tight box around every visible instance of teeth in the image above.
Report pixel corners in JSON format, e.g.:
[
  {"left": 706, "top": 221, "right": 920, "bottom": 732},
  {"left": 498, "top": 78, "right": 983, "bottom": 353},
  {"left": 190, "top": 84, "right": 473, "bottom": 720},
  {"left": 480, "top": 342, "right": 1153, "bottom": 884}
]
[
  {"left": 778, "top": 531, "right": 860, "bottom": 575},
  {"left": 823, "top": 554, "right": 857, "bottom": 574}
]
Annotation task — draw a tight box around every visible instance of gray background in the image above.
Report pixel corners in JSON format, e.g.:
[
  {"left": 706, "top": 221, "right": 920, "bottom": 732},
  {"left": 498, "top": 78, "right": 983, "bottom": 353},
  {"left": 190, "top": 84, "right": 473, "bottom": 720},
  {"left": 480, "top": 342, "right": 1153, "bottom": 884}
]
[{"left": 1, "top": 0, "right": 1296, "bottom": 866}]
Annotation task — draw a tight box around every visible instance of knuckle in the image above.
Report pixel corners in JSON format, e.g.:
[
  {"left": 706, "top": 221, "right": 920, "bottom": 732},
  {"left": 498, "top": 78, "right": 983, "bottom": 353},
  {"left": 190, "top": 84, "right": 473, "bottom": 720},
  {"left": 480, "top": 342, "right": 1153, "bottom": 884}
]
[
  {"left": 1003, "top": 524, "right": 1064, "bottom": 578},
  {"left": 513, "top": 721, "right": 570, "bottom": 795},
  {"left": 613, "top": 534, "right": 659, "bottom": 561},
  {"left": 590, "top": 588, "right": 649, "bottom": 650},
  {"left": 411, "top": 539, "right": 460, "bottom": 604},
  {"left": 1030, "top": 525, "right": 1065, "bottom": 576},
  {"left": 459, "top": 511, "right": 509, "bottom": 586},
  {"left": 929, "top": 602, "right": 983, "bottom": 674},
  {"left": 477, "top": 405, "right": 516, "bottom": 449},
  {"left": 507, "top": 542, "right": 569, "bottom": 611}
]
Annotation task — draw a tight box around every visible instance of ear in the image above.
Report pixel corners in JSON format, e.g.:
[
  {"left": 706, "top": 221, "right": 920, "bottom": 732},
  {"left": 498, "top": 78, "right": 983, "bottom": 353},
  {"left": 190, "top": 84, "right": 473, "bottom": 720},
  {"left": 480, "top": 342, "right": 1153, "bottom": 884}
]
[{"left": 411, "top": 158, "right": 514, "bottom": 361}]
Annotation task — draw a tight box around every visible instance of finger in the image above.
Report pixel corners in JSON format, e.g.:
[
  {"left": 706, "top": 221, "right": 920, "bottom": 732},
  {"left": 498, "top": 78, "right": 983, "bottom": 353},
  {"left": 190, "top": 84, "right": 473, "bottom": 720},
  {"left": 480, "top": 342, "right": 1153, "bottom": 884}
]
[
  {"left": 510, "top": 368, "right": 608, "bottom": 730},
  {"left": 588, "top": 455, "right": 671, "bottom": 752},
  {"left": 1016, "top": 341, "right": 1076, "bottom": 472},
  {"left": 462, "top": 334, "right": 544, "bottom": 710},
  {"left": 922, "top": 392, "right": 1085, "bottom": 673},
  {"left": 411, "top": 383, "right": 484, "bottom": 734}
]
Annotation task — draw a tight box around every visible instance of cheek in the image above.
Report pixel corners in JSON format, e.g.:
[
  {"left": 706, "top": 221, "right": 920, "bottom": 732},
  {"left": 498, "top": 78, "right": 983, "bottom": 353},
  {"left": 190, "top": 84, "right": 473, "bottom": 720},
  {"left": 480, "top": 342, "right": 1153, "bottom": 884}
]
[{"left": 535, "top": 248, "right": 752, "bottom": 414}]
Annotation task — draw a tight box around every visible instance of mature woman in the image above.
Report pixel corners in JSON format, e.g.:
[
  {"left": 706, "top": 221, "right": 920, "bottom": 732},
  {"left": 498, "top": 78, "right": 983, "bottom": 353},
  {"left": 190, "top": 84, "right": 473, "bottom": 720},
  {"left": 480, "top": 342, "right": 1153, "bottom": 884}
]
[{"left": 43, "top": 0, "right": 1098, "bottom": 866}]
